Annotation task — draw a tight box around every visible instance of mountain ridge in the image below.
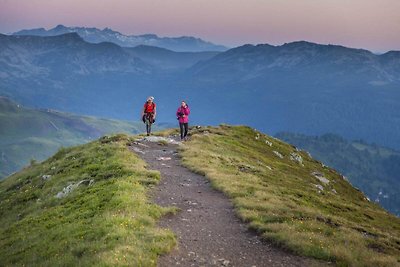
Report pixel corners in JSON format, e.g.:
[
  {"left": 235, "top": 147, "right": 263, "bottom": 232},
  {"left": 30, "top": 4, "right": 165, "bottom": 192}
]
[
  {"left": 12, "top": 24, "right": 229, "bottom": 52},
  {"left": 0, "top": 125, "right": 399, "bottom": 266},
  {"left": 188, "top": 40, "right": 399, "bottom": 78},
  {"left": 182, "top": 40, "right": 400, "bottom": 150}
]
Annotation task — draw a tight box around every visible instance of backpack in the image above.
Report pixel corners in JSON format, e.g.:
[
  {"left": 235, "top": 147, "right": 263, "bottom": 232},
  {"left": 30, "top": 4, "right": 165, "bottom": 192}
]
[{"left": 143, "top": 102, "right": 156, "bottom": 123}]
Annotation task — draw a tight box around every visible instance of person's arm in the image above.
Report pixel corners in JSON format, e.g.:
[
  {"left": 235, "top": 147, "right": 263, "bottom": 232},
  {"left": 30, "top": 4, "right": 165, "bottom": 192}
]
[
  {"left": 141, "top": 104, "right": 146, "bottom": 116},
  {"left": 184, "top": 106, "right": 190, "bottom": 116},
  {"left": 153, "top": 105, "right": 157, "bottom": 118}
]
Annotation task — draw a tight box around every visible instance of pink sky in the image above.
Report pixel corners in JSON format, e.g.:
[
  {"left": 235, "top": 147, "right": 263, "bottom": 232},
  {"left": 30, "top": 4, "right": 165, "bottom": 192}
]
[{"left": 1, "top": 0, "right": 399, "bottom": 52}]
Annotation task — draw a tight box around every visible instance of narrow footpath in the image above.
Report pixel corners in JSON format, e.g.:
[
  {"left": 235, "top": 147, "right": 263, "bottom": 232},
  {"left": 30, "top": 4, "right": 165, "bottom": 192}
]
[{"left": 130, "top": 136, "right": 321, "bottom": 267}]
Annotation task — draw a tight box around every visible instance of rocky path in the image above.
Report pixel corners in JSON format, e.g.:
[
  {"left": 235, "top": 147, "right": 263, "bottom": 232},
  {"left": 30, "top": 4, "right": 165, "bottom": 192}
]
[{"left": 130, "top": 136, "right": 321, "bottom": 267}]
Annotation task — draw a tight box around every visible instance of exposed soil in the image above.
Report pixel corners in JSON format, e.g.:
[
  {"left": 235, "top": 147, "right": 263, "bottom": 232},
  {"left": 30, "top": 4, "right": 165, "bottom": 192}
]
[{"left": 130, "top": 137, "right": 326, "bottom": 267}]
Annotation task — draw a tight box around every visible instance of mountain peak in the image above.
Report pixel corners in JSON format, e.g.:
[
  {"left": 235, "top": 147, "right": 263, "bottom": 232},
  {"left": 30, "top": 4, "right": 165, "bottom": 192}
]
[
  {"left": 281, "top": 40, "right": 323, "bottom": 50},
  {"left": 285, "top": 40, "right": 317, "bottom": 45},
  {"left": 12, "top": 25, "right": 229, "bottom": 52},
  {"left": 54, "top": 24, "right": 67, "bottom": 30},
  {"left": 102, "top": 27, "right": 118, "bottom": 34}
]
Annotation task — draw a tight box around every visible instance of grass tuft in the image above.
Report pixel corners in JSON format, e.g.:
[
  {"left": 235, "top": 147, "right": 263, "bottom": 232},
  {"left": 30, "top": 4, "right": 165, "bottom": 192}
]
[
  {"left": 0, "top": 134, "right": 175, "bottom": 266},
  {"left": 179, "top": 125, "right": 400, "bottom": 266}
]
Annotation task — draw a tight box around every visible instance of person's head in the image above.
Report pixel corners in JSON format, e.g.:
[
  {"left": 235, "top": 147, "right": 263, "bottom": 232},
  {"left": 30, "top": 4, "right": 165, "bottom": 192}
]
[
  {"left": 181, "top": 101, "right": 187, "bottom": 107},
  {"left": 147, "top": 96, "right": 154, "bottom": 102}
]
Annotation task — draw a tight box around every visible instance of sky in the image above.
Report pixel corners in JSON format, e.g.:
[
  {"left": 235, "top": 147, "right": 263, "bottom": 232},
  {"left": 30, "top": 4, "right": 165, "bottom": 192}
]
[{"left": 0, "top": 0, "right": 399, "bottom": 52}]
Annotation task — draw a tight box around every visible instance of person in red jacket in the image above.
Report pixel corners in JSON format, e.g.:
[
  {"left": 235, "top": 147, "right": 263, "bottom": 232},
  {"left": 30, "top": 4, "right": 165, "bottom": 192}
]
[
  {"left": 176, "top": 101, "right": 190, "bottom": 140},
  {"left": 142, "top": 96, "right": 156, "bottom": 136}
]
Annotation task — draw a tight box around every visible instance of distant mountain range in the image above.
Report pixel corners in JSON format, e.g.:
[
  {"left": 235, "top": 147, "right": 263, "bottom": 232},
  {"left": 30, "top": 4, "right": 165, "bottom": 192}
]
[
  {"left": 1, "top": 32, "right": 399, "bottom": 151},
  {"left": 184, "top": 42, "right": 400, "bottom": 149},
  {"left": 12, "top": 24, "right": 228, "bottom": 52},
  {"left": 0, "top": 32, "right": 218, "bottom": 119},
  {"left": 188, "top": 41, "right": 400, "bottom": 83}
]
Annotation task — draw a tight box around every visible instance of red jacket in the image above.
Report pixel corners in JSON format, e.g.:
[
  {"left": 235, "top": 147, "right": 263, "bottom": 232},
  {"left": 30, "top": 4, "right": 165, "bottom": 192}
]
[{"left": 144, "top": 102, "right": 156, "bottom": 113}]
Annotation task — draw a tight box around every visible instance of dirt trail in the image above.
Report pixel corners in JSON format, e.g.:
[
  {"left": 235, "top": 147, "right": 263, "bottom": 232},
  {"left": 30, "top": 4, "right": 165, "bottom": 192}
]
[{"left": 130, "top": 137, "right": 321, "bottom": 267}]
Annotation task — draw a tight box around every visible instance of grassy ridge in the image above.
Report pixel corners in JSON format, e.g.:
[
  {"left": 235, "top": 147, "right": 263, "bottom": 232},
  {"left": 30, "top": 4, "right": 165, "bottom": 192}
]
[
  {"left": 179, "top": 126, "right": 400, "bottom": 266},
  {"left": 0, "top": 134, "right": 175, "bottom": 266},
  {"left": 0, "top": 96, "right": 148, "bottom": 179}
]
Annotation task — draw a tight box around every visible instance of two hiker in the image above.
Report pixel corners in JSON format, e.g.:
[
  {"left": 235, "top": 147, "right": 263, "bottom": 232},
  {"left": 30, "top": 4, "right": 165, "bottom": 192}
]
[{"left": 141, "top": 97, "right": 190, "bottom": 140}]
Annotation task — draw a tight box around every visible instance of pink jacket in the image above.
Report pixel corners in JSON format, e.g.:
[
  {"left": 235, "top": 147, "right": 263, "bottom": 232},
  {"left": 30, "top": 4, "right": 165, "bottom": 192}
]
[{"left": 176, "top": 106, "right": 190, "bottom": 123}]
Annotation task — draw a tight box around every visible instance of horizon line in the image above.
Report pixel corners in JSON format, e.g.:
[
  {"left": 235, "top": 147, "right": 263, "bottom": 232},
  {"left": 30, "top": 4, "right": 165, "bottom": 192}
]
[{"left": 3, "top": 24, "right": 397, "bottom": 54}]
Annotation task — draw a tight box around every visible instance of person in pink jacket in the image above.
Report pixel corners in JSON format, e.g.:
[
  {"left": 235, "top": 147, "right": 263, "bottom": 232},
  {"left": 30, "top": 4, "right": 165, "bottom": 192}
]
[{"left": 176, "top": 101, "right": 190, "bottom": 140}]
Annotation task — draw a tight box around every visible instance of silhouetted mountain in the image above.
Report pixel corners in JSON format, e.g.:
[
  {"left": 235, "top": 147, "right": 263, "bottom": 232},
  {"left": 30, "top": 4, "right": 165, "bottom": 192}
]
[{"left": 13, "top": 25, "right": 228, "bottom": 52}]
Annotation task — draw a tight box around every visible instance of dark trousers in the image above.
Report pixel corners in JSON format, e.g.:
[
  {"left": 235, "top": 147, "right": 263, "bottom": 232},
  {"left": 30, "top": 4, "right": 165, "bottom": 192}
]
[
  {"left": 144, "top": 113, "right": 154, "bottom": 135},
  {"left": 146, "top": 123, "right": 152, "bottom": 135},
  {"left": 179, "top": 123, "right": 188, "bottom": 139}
]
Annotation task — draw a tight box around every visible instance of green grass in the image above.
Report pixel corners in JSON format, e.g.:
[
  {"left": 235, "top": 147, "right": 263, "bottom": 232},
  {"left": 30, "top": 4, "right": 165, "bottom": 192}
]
[
  {"left": 0, "top": 97, "right": 152, "bottom": 179},
  {"left": 0, "top": 134, "right": 175, "bottom": 266},
  {"left": 179, "top": 125, "right": 400, "bottom": 267}
]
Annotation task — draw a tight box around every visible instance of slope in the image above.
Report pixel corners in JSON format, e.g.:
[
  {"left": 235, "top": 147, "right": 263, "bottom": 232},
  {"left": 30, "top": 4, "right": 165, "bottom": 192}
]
[
  {"left": 276, "top": 132, "right": 400, "bottom": 216},
  {"left": 0, "top": 33, "right": 219, "bottom": 120},
  {"left": 1, "top": 125, "right": 399, "bottom": 266},
  {"left": 179, "top": 125, "right": 400, "bottom": 266},
  {"left": 0, "top": 134, "right": 175, "bottom": 266},
  {"left": 0, "top": 33, "right": 154, "bottom": 118},
  {"left": 0, "top": 97, "right": 146, "bottom": 179},
  {"left": 126, "top": 45, "right": 219, "bottom": 71}
]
